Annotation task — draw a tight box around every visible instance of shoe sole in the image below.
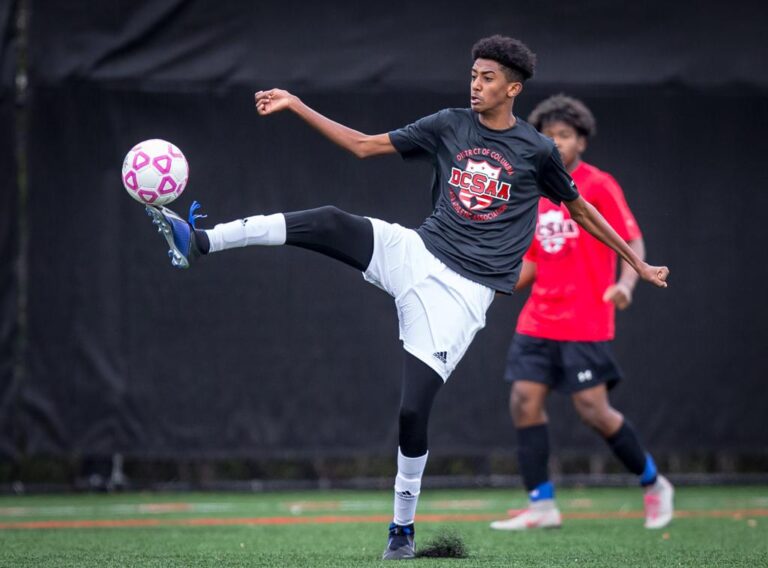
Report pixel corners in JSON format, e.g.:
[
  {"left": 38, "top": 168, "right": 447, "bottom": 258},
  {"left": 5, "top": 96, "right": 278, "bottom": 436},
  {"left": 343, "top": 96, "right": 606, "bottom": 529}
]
[
  {"left": 644, "top": 515, "right": 673, "bottom": 529},
  {"left": 146, "top": 205, "right": 190, "bottom": 268},
  {"left": 382, "top": 546, "right": 415, "bottom": 560}
]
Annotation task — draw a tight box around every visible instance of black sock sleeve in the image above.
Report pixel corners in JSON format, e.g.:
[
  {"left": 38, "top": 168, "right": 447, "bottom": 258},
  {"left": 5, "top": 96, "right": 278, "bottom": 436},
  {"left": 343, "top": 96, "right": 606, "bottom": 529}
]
[
  {"left": 284, "top": 206, "right": 373, "bottom": 271},
  {"left": 516, "top": 424, "right": 550, "bottom": 491},
  {"left": 605, "top": 420, "right": 647, "bottom": 475},
  {"left": 398, "top": 353, "right": 443, "bottom": 457}
]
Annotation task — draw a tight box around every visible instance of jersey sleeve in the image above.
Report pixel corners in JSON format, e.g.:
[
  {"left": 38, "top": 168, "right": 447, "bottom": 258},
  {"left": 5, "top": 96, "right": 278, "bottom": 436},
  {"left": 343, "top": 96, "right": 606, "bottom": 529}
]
[
  {"left": 388, "top": 110, "right": 446, "bottom": 161},
  {"left": 594, "top": 174, "right": 642, "bottom": 242},
  {"left": 538, "top": 147, "right": 580, "bottom": 204}
]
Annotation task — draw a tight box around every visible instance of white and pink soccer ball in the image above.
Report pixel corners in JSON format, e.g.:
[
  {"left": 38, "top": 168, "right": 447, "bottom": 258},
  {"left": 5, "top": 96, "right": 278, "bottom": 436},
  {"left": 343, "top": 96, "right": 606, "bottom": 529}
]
[{"left": 121, "top": 139, "right": 189, "bottom": 206}]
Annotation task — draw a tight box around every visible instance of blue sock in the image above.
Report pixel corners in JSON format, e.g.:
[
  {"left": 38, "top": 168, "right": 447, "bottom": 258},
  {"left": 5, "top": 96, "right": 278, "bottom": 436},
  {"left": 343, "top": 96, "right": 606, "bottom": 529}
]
[
  {"left": 529, "top": 481, "right": 554, "bottom": 501},
  {"left": 640, "top": 454, "right": 658, "bottom": 486}
]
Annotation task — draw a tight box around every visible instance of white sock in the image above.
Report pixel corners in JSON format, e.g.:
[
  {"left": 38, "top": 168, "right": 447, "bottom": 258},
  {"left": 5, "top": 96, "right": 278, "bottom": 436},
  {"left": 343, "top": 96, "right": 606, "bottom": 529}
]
[
  {"left": 205, "top": 213, "right": 286, "bottom": 253},
  {"left": 393, "top": 448, "right": 428, "bottom": 526}
]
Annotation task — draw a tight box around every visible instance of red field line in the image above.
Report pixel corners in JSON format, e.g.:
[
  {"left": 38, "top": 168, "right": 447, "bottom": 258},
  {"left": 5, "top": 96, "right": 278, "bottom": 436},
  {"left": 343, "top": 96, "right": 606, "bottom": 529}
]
[{"left": 1, "top": 509, "right": 767, "bottom": 530}]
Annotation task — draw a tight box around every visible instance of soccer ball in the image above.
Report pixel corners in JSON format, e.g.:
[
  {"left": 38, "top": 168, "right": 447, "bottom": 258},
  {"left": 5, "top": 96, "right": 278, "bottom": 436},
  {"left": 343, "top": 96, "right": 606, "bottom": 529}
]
[{"left": 121, "top": 139, "right": 189, "bottom": 206}]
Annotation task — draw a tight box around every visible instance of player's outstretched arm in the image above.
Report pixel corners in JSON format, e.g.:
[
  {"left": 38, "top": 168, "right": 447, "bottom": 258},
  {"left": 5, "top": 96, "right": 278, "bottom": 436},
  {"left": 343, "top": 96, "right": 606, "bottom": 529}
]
[
  {"left": 254, "top": 89, "right": 396, "bottom": 158},
  {"left": 565, "top": 196, "right": 669, "bottom": 288}
]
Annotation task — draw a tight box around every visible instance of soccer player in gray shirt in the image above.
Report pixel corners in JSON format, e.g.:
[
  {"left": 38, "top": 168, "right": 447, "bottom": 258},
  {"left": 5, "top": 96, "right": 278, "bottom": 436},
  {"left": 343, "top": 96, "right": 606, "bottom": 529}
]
[{"left": 145, "top": 35, "right": 670, "bottom": 560}]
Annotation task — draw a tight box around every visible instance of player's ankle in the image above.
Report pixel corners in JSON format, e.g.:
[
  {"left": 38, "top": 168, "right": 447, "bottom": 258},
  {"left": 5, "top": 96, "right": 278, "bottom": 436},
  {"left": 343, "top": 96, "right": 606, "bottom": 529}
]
[
  {"left": 194, "top": 228, "right": 210, "bottom": 254},
  {"left": 528, "top": 481, "right": 555, "bottom": 501}
]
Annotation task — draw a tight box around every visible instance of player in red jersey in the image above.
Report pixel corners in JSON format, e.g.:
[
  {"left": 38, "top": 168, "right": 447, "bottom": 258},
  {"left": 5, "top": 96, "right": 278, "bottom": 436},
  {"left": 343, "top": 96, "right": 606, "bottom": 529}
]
[{"left": 490, "top": 95, "right": 673, "bottom": 532}]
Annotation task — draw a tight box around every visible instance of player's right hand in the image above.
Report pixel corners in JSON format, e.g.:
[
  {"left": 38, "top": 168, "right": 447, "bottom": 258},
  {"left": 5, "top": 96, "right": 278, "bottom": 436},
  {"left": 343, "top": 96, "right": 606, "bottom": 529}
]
[{"left": 254, "top": 89, "right": 295, "bottom": 115}]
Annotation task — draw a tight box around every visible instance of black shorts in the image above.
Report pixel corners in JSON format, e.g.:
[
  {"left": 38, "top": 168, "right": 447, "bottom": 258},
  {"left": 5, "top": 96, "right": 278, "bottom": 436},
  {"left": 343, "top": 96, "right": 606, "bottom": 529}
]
[{"left": 504, "top": 333, "right": 623, "bottom": 393}]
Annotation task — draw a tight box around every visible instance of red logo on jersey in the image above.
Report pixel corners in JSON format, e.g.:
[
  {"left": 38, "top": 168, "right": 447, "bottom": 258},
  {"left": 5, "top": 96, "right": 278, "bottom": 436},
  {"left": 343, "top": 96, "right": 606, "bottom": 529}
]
[
  {"left": 537, "top": 210, "right": 580, "bottom": 253},
  {"left": 448, "top": 159, "right": 511, "bottom": 211}
]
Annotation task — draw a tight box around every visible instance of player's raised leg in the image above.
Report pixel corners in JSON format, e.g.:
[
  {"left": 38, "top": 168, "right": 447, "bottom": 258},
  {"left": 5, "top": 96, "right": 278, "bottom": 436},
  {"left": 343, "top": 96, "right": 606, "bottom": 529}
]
[{"left": 145, "top": 204, "right": 374, "bottom": 271}]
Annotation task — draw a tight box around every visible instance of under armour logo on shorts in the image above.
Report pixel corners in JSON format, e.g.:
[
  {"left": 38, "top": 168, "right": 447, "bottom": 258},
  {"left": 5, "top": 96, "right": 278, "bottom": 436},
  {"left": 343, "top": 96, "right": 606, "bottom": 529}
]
[{"left": 577, "top": 370, "right": 593, "bottom": 383}]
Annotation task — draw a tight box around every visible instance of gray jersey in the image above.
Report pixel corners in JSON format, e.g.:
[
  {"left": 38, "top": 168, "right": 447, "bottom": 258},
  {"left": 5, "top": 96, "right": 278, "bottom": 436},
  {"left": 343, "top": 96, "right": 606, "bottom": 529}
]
[{"left": 389, "top": 108, "right": 579, "bottom": 293}]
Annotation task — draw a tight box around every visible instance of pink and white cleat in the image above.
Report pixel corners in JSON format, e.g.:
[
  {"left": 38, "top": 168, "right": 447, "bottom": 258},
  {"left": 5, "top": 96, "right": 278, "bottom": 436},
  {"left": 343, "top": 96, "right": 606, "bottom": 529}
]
[
  {"left": 490, "top": 500, "right": 562, "bottom": 531},
  {"left": 643, "top": 475, "right": 674, "bottom": 529}
]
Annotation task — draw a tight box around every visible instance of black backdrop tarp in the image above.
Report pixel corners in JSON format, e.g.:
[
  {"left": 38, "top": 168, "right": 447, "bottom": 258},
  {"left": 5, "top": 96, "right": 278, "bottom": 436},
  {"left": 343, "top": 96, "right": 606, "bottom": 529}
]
[
  {"left": 27, "top": 1, "right": 768, "bottom": 91},
  {"left": 0, "top": 0, "right": 18, "bottom": 460},
  {"left": 18, "top": 1, "right": 768, "bottom": 459}
]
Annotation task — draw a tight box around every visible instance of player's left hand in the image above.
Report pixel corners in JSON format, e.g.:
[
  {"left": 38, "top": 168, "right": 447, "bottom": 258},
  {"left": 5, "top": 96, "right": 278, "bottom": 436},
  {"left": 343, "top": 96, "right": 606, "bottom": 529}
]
[
  {"left": 639, "top": 263, "right": 670, "bottom": 288},
  {"left": 603, "top": 283, "right": 633, "bottom": 309}
]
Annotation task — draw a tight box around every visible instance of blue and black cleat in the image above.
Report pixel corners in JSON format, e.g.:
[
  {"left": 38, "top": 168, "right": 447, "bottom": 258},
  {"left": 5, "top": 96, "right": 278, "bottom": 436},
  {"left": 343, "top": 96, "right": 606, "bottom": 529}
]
[{"left": 145, "top": 200, "right": 207, "bottom": 269}]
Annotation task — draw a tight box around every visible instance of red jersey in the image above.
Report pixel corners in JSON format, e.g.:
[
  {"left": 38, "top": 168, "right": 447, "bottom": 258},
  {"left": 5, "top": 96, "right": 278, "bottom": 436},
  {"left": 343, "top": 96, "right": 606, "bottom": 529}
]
[{"left": 516, "top": 161, "right": 642, "bottom": 341}]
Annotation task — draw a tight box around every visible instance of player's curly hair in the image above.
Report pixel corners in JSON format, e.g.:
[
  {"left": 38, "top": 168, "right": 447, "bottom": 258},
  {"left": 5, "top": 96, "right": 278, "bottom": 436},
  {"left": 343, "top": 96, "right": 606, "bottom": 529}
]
[
  {"left": 471, "top": 35, "right": 536, "bottom": 82},
  {"left": 528, "top": 94, "right": 597, "bottom": 139}
]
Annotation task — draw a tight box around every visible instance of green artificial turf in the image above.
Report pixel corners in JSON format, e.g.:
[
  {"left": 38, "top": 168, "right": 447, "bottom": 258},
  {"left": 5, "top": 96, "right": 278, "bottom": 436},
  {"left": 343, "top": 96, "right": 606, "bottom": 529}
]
[{"left": 0, "top": 486, "right": 766, "bottom": 567}]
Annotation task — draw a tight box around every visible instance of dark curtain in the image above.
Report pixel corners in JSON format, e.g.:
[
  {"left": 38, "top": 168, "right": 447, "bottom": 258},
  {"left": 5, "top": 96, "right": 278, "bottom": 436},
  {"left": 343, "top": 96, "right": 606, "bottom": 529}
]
[
  {"left": 20, "top": 0, "right": 768, "bottom": 458},
  {"left": 0, "top": 0, "right": 18, "bottom": 460}
]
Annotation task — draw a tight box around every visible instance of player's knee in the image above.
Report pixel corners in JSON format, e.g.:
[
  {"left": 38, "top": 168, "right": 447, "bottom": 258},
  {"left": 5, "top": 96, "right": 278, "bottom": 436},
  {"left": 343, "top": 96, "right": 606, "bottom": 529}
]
[
  {"left": 315, "top": 206, "right": 348, "bottom": 232},
  {"left": 574, "top": 396, "right": 612, "bottom": 429},
  {"left": 301, "top": 206, "right": 347, "bottom": 239},
  {"left": 510, "top": 386, "right": 542, "bottom": 423}
]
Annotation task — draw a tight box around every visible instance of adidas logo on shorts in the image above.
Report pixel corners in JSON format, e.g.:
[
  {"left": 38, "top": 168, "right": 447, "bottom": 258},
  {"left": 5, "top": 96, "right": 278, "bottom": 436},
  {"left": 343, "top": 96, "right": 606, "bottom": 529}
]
[{"left": 432, "top": 351, "right": 448, "bottom": 364}]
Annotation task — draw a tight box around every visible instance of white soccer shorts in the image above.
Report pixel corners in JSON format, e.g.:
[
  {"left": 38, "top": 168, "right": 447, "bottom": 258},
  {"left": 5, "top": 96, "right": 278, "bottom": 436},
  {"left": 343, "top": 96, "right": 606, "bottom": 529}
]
[{"left": 363, "top": 218, "right": 494, "bottom": 381}]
